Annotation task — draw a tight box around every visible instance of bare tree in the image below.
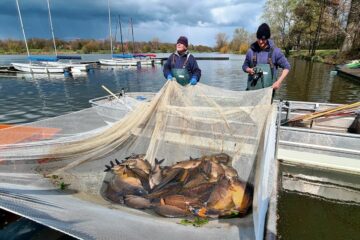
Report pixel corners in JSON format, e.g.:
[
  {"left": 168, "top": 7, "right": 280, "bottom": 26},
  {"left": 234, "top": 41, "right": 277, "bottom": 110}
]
[
  {"left": 215, "top": 33, "right": 228, "bottom": 51},
  {"left": 230, "top": 28, "right": 250, "bottom": 52},
  {"left": 262, "top": 0, "right": 296, "bottom": 51},
  {"left": 340, "top": 0, "right": 360, "bottom": 52}
]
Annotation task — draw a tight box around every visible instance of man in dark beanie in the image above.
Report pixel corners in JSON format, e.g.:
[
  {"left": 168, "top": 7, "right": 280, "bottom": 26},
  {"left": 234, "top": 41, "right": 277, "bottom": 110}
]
[
  {"left": 256, "top": 23, "right": 271, "bottom": 40},
  {"left": 242, "top": 23, "right": 290, "bottom": 91},
  {"left": 177, "top": 36, "right": 188, "bottom": 47},
  {"left": 163, "top": 36, "right": 201, "bottom": 86}
]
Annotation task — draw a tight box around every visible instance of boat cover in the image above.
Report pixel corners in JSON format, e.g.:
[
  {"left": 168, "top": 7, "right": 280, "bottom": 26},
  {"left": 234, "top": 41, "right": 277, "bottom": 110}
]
[
  {"left": 112, "top": 54, "right": 134, "bottom": 59},
  {"left": 134, "top": 53, "right": 156, "bottom": 58},
  {"left": 28, "top": 56, "right": 59, "bottom": 62},
  {"left": 57, "top": 55, "right": 82, "bottom": 60}
]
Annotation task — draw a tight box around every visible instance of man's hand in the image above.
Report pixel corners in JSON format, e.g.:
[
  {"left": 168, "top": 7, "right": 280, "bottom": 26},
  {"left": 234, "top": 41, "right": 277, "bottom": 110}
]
[
  {"left": 246, "top": 67, "right": 255, "bottom": 75},
  {"left": 190, "top": 77, "right": 197, "bottom": 85},
  {"left": 272, "top": 80, "right": 282, "bottom": 90}
]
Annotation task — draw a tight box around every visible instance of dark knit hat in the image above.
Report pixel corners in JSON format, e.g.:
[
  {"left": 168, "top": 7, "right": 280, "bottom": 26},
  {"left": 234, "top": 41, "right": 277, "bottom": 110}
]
[
  {"left": 177, "top": 36, "right": 188, "bottom": 47},
  {"left": 256, "top": 23, "right": 271, "bottom": 40}
]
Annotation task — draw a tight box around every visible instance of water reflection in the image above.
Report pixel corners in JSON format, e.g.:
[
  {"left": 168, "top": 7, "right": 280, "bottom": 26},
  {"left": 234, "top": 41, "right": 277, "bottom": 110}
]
[{"left": 276, "top": 58, "right": 360, "bottom": 103}]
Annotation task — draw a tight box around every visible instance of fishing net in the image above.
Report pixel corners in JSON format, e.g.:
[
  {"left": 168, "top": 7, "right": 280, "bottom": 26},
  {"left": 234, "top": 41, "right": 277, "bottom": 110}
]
[{"left": 0, "top": 81, "right": 276, "bottom": 240}]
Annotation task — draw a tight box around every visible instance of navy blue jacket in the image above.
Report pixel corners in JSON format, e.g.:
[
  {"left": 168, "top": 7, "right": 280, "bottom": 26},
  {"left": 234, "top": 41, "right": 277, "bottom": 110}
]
[
  {"left": 163, "top": 51, "right": 201, "bottom": 81},
  {"left": 242, "top": 40, "right": 290, "bottom": 78}
]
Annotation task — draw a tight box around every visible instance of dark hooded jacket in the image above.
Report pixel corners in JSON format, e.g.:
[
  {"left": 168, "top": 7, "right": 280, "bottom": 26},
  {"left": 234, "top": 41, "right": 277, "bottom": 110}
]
[
  {"left": 163, "top": 51, "right": 201, "bottom": 81},
  {"left": 242, "top": 39, "right": 290, "bottom": 78}
]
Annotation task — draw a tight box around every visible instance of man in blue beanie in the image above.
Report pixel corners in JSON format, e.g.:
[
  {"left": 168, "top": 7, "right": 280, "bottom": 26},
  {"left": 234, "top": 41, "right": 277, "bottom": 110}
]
[
  {"left": 242, "top": 23, "right": 290, "bottom": 91},
  {"left": 163, "top": 36, "right": 201, "bottom": 86}
]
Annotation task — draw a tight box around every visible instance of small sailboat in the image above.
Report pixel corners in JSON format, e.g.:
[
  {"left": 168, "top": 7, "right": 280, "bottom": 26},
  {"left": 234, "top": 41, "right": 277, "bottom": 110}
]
[
  {"left": 129, "top": 18, "right": 154, "bottom": 66},
  {"left": 43, "top": 0, "right": 91, "bottom": 73},
  {"left": 99, "top": 1, "right": 140, "bottom": 66},
  {"left": 11, "top": 0, "right": 69, "bottom": 74}
]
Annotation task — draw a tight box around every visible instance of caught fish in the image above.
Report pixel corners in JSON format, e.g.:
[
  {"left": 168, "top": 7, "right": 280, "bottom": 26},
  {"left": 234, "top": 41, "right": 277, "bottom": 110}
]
[
  {"left": 103, "top": 183, "right": 124, "bottom": 204},
  {"left": 162, "top": 194, "right": 200, "bottom": 210},
  {"left": 183, "top": 171, "right": 209, "bottom": 189},
  {"left": 120, "top": 157, "right": 151, "bottom": 175},
  {"left": 210, "top": 153, "right": 231, "bottom": 165},
  {"left": 206, "top": 161, "right": 225, "bottom": 182},
  {"left": 172, "top": 159, "right": 202, "bottom": 169},
  {"left": 153, "top": 205, "right": 188, "bottom": 218},
  {"left": 206, "top": 177, "right": 234, "bottom": 211},
  {"left": 230, "top": 179, "right": 252, "bottom": 215},
  {"left": 108, "top": 173, "right": 147, "bottom": 197},
  {"left": 181, "top": 182, "right": 216, "bottom": 198},
  {"left": 151, "top": 167, "right": 185, "bottom": 191},
  {"left": 221, "top": 164, "right": 238, "bottom": 178},
  {"left": 149, "top": 158, "right": 165, "bottom": 189},
  {"left": 102, "top": 153, "right": 252, "bottom": 219},
  {"left": 146, "top": 182, "right": 183, "bottom": 200},
  {"left": 124, "top": 195, "right": 152, "bottom": 209}
]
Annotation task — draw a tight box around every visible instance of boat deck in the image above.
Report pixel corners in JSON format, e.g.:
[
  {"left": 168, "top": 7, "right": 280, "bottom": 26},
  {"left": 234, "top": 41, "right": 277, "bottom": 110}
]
[{"left": 278, "top": 148, "right": 360, "bottom": 175}]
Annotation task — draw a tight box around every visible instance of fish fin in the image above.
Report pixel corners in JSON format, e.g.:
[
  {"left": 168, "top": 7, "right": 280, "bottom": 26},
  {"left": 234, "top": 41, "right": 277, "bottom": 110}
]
[
  {"left": 110, "top": 161, "right": 115, "bottom": 167},
  {"left": 155, "top": 158, "right": 165, "bottom": 165},
  {"left": 104, "top": 165, "right": 111, "bottom": 172}
]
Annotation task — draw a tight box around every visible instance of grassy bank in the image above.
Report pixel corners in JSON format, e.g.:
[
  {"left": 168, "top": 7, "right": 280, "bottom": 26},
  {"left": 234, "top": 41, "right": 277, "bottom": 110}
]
[
  {"left": 289, "top": 50, "right": 339, "bottom": 65},
  {"left": 289, "top": 49, "right": 360, "bottom": 65}
]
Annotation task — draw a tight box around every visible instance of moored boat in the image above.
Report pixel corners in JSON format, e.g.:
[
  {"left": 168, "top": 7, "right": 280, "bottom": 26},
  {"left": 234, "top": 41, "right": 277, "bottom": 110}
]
[
  {"left": 99, "top": 58, "right": 140, "bottom": 66},
  {"left": 11, "top": 62, "right": 68, "bottom": 74},
  {"left": 42, "top": 60, "right": 91, "bottom": 72}
]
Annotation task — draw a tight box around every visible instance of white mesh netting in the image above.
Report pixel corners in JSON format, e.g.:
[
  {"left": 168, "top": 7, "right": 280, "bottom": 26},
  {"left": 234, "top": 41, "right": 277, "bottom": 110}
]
[{"left": 0, "top": 81, "right": 276, "bottom": 240}]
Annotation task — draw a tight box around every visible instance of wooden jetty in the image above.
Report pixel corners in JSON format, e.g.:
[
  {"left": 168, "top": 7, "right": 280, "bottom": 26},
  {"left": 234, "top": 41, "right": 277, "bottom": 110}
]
[
  {"left": 155, "top": 56, "right": 229, "bottom": 61},
  {"left": 336, "top": 65, "right": 360, "bottom": 82}
]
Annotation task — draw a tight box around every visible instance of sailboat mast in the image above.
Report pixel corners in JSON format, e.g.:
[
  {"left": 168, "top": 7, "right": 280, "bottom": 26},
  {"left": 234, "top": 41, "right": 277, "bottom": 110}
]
[
  {"left": 130, "top": 17, "right": 135, "bottom": 53},
  {"left": 108, "top": 0, "right": 113, "bottom": 55},
  {"left": 15, "top": 0, "right": 30, "bottom": 57},
  {"left": 118, "top": 15, "right": 124, "bottom": 55},
  {"left": 47, "top": 0, "right": 57, "bottom": 56}
]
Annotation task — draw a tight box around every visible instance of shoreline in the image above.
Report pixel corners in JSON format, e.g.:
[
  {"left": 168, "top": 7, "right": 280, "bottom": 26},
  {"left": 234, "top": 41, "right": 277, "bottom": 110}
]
[{"left": 1, "top": 50, "right": 358, "bottom": 66}]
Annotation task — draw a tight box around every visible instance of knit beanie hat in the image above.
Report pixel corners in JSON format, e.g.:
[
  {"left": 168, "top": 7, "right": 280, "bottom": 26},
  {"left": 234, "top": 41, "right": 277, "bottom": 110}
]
[
  {"left": 256, "top": 23, "right": 271, "bottom": 40},
  {"left": 177, "top": 36, "right": 188, "bottom": 47}
]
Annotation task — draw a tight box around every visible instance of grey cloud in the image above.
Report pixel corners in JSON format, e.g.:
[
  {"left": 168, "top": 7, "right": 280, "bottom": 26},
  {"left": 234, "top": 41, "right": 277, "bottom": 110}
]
[{"left": 0, "top": 0, "right": 265, "bottom": 45}]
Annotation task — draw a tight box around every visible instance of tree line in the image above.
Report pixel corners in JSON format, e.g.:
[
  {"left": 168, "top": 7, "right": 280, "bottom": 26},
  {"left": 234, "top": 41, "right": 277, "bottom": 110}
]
[
  {"left": 0, "top": 38, "right": 213, "bottom": 54},
  {"left": 214, "top": 28, "right": 254, "bottom": 54},
  {"left": 214, "top": 0, "right": 359, "bottom": 59}
]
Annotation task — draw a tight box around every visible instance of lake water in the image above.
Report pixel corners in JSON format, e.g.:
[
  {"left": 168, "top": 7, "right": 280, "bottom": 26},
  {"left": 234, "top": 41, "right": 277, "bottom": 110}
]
[
  {"left": 0, "top": 53, "right": 359, "bottom": 238},
  {"left": 0, "top": 53, "right": 359, "bottom": 124}
]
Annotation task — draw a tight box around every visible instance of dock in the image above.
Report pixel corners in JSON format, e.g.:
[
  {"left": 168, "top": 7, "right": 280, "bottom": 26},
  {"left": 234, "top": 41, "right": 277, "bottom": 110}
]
[
  {"left": 336, "top": 65, "right": 360, "bottom": 81},
  {"left": 0, "top": 57, "right": 229, "bottom": 74},
  {"left": 155, "top": 56, "right": 229, "bottom": 61}
]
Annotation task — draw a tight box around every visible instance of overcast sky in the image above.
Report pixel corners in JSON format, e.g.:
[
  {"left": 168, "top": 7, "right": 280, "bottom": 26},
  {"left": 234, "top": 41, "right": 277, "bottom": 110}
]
[{"left": 0, "top": 0, "right": 265, "bottom": 47}]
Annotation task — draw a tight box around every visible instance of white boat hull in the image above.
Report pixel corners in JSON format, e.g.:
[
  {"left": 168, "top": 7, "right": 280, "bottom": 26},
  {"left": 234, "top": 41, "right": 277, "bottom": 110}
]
[
  {"left": 41, "top": 61, "right": 91, "bottom": 72},
  {"left": 138, "top": 59, "right": 154, "bottom": 65},
  {"left": 11, "top": 63, "right": 66, "bottom": 73},
  {"left": 99, "top": 59, "right": 140, "bottom": 66}
]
